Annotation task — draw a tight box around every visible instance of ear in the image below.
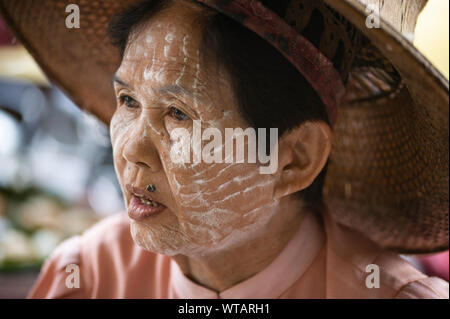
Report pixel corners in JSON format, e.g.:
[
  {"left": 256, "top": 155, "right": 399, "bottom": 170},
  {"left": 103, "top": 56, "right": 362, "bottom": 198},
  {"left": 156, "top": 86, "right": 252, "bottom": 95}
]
[{"left": 273, "top": 121, "right": 332, "bottom": 200}]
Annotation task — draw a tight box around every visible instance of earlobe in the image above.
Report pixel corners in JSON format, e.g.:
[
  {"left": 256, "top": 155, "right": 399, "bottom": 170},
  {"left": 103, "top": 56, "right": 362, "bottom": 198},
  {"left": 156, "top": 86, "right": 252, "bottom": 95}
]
[{"left": 273, "top": 121, "right": 332, "bottom": 200}]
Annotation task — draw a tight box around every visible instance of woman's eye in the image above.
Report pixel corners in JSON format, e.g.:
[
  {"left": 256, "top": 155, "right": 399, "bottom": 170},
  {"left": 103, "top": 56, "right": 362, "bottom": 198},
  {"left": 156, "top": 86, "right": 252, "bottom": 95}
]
[
  {"left": 169, "top": 106, "right": 189, "bottom": 121},
  {"left": 119, "top": 95, "right": 139, "bottom": 109}
]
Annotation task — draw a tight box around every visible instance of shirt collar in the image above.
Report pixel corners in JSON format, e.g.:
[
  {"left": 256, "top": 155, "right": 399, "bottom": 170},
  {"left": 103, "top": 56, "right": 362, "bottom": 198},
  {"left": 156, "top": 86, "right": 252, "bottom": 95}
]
[{"left": 170, "top": 210, "right": 325, "bottom": 299}]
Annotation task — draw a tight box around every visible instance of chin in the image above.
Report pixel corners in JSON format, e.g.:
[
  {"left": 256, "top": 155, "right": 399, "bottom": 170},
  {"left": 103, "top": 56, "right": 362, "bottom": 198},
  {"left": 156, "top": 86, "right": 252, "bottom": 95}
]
[{"left": 129, "top": 220, "right": 182, "bottom": 256}]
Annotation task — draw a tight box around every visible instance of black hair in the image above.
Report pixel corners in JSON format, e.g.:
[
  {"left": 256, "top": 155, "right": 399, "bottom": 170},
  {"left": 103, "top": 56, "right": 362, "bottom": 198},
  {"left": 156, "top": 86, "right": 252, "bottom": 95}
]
[{"left": 108, "top": 0, "right": 330, "bottom": 210}]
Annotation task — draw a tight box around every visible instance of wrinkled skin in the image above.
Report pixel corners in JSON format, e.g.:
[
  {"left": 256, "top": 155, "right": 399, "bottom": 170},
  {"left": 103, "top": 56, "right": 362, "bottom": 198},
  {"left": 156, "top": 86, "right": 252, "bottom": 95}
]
[{"left": 111, "top": 0, "right": 331, "bottom": 291}]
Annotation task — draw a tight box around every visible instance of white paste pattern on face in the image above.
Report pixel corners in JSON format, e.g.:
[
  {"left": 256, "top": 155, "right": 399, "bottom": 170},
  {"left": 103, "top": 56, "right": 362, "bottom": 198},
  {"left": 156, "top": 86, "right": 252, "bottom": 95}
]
[
  {"left": 113, "top": 15, "right": 285, "bottom": 257},
  {"left": 143, "top": 46, "right": 158, "bottom": 81},
  {"left": 164, "top": 32, "right": 177, "bottom": 60},
  {"left": 175, "top": 35, "right": 190, "bottom": 86}
]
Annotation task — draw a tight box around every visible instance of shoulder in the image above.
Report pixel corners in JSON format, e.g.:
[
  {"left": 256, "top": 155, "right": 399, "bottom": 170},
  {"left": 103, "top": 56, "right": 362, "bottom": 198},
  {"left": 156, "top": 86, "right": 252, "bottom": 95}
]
[
  {"left": 321, "top": 210, "right": 449, "bottom": 299},
  {"left": 79, "top": 211, "right": 134, "bottom": 263},
  {"left": 27, "top": 233, "right": 84, "bottom": 298},
  {"left": 29, "top": 213, "right": 163, "bottom": 298},
  {"left": 371, "top": 252, "right": 449, "bottom": 299},
  {"left": 394, "top": 276, "right": 449, "bottom": 299}
]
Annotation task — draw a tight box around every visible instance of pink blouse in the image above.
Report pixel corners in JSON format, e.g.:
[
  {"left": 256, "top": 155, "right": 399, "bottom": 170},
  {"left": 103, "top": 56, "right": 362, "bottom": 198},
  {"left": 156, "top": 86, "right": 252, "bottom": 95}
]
[{"left": 27, "top": 208, "right": 449, "bottom": 299}]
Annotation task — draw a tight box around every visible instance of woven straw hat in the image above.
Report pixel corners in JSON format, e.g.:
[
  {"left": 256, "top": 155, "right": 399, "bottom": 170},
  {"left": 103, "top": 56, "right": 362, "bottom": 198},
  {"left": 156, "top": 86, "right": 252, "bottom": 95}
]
[{"left": 0, "top": 0, "right": 448, "bottom": 253}]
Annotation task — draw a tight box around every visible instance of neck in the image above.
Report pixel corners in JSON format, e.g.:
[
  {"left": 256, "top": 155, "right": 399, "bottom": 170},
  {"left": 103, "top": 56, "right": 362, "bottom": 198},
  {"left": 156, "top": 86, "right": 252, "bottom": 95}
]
[{"left": 172, "top": 196, "right": 307, "bottom": 292}]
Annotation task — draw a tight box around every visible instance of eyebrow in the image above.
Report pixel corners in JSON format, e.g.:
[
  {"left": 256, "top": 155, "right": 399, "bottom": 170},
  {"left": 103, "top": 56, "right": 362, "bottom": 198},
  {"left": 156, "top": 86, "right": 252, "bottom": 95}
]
[
  {"left": 159, "top": 84, "right": 200, "bottom": 118},
  {"left": 112, "top": 75, "right": 130, "bottom": 88}
]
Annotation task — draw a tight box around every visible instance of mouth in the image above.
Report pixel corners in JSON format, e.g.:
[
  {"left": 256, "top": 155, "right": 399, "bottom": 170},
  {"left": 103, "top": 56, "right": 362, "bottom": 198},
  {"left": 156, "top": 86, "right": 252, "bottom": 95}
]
[{"left": 126, "top": 184, "right": 167, "bottom": 221}]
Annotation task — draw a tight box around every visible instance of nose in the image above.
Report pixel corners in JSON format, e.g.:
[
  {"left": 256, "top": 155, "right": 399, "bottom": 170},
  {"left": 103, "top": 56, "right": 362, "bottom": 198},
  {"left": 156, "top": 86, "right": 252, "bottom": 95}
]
[{"left": 122, "top": 121, "right": 161, "bottom": 172}]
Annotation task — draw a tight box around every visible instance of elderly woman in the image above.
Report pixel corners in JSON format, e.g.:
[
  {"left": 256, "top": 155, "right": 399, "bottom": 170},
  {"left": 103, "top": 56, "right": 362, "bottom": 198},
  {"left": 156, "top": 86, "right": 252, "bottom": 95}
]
[{"left": 1, "top": 0, "right": 448, "bottom": 298}]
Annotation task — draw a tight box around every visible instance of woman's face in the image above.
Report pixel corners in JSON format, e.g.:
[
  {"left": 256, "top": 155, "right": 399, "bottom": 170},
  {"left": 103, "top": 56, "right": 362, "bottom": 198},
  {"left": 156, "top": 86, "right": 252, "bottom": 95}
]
[{"left": 111, "top": 1, "right": 280, "bottom": 256}]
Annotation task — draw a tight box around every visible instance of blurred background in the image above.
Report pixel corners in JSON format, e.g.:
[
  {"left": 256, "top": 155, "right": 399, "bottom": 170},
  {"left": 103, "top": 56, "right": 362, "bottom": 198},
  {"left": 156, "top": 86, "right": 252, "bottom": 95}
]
[
  {"left": 0, "top": 0, "right": 448, "bottom": 298},
  {"left": 0, "top": 12, "right": 125, "bottom": 298}
]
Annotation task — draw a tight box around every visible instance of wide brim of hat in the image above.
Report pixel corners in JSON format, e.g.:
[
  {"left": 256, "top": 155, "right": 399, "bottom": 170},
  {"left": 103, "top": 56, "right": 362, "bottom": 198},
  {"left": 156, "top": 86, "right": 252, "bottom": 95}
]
[
  {"left": 0, "top": 0, "right": 448, "bottom": 253},
  {"left": 323, "top": 0, "right": 448, "bottom": 254}
]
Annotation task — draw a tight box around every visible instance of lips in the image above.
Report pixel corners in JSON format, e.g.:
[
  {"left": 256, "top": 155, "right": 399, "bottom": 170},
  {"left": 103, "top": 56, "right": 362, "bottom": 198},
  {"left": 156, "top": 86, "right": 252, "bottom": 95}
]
[{"left": 126, "top": 184, "right": 167, "bottom": 221}]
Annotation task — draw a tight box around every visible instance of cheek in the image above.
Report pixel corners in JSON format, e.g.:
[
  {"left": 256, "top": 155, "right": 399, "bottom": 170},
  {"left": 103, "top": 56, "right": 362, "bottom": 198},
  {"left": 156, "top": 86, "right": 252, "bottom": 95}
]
[
  {"left": 110, "top": 111, "right": 134, "bottom": 178},
  {"left": 160, "top": 125, "right": 276, "bottom": 226},
  {"left": 167, "top": 160, "right": 276, "bottom": 239}
]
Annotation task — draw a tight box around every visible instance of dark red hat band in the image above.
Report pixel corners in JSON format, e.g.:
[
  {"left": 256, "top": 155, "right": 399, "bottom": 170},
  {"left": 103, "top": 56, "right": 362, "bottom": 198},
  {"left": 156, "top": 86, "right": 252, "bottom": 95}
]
[{"left": 196, "top": 0, "right": 345, "bottom": 127}]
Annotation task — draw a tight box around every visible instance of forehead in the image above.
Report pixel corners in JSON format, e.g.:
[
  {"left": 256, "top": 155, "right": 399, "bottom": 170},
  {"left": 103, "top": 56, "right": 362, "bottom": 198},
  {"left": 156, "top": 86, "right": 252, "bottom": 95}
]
[{"left": 119, "top": 2, "right": 207, "bottom": 73}]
